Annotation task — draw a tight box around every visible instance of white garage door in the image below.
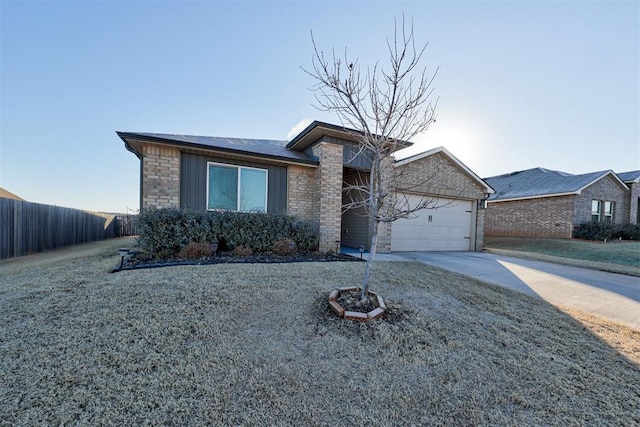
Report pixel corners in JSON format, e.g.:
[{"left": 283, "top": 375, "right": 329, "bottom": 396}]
[{"left": 391, "top": 196, "right": 473, "bottom": 251}]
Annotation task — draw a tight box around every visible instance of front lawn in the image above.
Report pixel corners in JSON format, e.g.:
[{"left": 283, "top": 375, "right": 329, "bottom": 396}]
[
  {"left": 485, "top": 237, "right": 640, "bottom": 276},
  {"left": 1, "top": 239, "right": 638, "bottom": 425}
]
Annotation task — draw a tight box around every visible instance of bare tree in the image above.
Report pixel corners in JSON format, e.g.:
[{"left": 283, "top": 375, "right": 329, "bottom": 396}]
[{"left": 304, "top": 16, "right": 439, "bottom": 301}]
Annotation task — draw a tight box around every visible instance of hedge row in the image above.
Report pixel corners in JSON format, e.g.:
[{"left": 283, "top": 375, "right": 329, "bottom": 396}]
[
  {"left": 137, "top": 208, "right": 318, "bottom": 257},
  {"left": 573, "top": 222, "right": 640, "bottom": 241}
]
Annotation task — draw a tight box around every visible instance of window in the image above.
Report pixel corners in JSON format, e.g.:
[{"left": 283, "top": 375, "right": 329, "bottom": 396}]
[
  {"left": 207, "top": 163, "right": 267, "bottom": 212},
  {"left": 591, "top": 200, "right": 601, "bottom": 222},
  {"left": 604, "top": 201, "right": 614, "bottom": 222}
]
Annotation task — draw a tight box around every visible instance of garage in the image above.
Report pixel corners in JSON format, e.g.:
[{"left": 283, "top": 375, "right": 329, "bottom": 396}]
[{"left": 391, "top": 195, "right": 474, "bottom": 251}]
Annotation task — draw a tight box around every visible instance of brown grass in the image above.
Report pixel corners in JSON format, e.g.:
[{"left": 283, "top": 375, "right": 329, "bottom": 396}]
[{"left": 1, "top": 239, "right": 638, "bottom": 425}]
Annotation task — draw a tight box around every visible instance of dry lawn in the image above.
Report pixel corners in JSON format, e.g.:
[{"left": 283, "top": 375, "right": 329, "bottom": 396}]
[{"left": 1, "top": 239, "right": 639, "bottom": 425}]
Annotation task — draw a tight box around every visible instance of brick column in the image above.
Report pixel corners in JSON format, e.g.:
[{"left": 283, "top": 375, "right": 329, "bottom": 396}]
[
  {"left": 141, "top": 144, "right": 180, "bottom": 208},
  {"left": 312, "top": 142, "right": 343, "bottom": 253},
  {"left": 629, "top": 182, "right": 639, "bottom": 224},
  {"left": 475, "top": 203, "right": 486, "bottom": 251},
  {"left": 374, "top": 156, "right": 394, "bottom": 253}
]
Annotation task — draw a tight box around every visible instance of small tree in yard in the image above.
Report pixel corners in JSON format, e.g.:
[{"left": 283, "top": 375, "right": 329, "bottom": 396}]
[{"left": 304, "top": 16, "right": 439, "bottom": 301}]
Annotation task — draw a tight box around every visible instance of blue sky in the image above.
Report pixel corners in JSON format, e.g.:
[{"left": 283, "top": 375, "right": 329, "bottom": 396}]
[{"left": 1, "top": 0, "right": 638, "bottom": 213}]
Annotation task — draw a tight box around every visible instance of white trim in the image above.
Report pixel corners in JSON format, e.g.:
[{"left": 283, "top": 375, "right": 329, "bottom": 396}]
[
  {"left": 206, "top": 162, "right": 268, "bottom": 212},
  {"left": 394, "top": 146, "right": 494, "bottom": 194}
]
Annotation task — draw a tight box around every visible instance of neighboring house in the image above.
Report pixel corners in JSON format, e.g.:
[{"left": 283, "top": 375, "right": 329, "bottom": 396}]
[
  {"left": 0, "top": 187, "right": 24, "bottom": 201},
  {"left": 118, "top": 121, "right": 493, "bottom": 253},
  {"left": 618, "top": 170, "right": 640, "bottom": 225},
  {"left": 484, "top": 167, "right": 639, "bottom": 239}
]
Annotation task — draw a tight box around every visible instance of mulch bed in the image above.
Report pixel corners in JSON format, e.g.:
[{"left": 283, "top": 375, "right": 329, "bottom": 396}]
[
  {"left": 114, "top": 250, "right": 363, "bottom": 272},
  {"left": 335, "top": 290, "right": 379, "bottom": 313}
]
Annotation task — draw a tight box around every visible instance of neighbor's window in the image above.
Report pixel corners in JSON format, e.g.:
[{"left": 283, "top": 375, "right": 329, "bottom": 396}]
[
  {"left": 591, "top": 200, "right": 601, "bottom": 222},
  {"left": 604, "top": 201, "right": 614, "bottom": 222},
  {"left": 207, "top": 163, "right": 267, "bottom": 212}
]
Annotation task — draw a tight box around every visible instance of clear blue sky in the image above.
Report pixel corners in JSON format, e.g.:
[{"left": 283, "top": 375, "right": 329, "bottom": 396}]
[{"left": 1, "top": 0, "right": 638, "bottom": 213}]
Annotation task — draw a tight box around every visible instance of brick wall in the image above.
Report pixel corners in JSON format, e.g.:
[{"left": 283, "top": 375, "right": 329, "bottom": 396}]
[
  {"left": 312, "top": 141, "right": 343, "bottom": 253},
  {"left": 396, "top": 152, "right": 487, "bottom": 200},
  {"left": 485, "top": 196, "right": 575, "bottom": 238},
  {"left": 141, "top": 144, "right": 180, "bottom": 209},
  {"left": 287, "top": 165, "right": 316, "bottom": 222}
]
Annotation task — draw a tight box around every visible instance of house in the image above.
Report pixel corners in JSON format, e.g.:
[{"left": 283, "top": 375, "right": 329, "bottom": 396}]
[
  {"left": 618, "top": 170, "right": 640, "bottom": 224},
  {"left": 484, "top": 167, "right": 639, "bottom": 238},
  {"left": 0, "top": 187, "right": 24, "bottom": 201},
  {"left": 118, "top": 121, "right": 493, "bottom": 253}
]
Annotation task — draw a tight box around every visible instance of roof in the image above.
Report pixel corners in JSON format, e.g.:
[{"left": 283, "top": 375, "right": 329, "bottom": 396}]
[
  {"left": 485, "top": 167, "right": 628, "bottom": 202},
  {"left": 618, "top": 170, "right": 640, "bottom": 183},
  {"left": 0, "top": 187, "right": 24, "bottom": 201},
  {"left": 395, "top": 146, "right": 494, "bottom": 195},
  {"left": 117, "top": 132, "right": 319, "bottom": 166},
  {"left": 286, "top": 120, "right": 413, "bottom": 152}
]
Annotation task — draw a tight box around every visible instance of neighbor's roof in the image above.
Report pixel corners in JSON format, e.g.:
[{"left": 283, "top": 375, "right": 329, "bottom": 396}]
[
  {"left": 485, "top": 167, "right": 628, "bottom": 202},
  {"left": 117, "top": 132, "right": 318, "bottom": 166},
  {"left": 618, "top": 170, "right": 640, "bottom": 183},
  {"left": 0, "top": 187, "right": 24, "bottom": 201}
]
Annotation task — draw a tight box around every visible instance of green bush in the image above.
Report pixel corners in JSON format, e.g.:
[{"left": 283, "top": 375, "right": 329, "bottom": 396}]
[
  {"left": 573, "top": 222, "right": 639, "bottom": 241},
  {"left": 612, "top": 224, "right": 640, "bottom": 240},
  {"left": 137, "top": 208, "right": 318, "bottom": 257}
]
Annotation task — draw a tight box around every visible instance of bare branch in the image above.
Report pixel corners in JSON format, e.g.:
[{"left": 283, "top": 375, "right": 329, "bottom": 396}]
[{"left": 303, "top": 17, "right": 443, "bottom": 299}]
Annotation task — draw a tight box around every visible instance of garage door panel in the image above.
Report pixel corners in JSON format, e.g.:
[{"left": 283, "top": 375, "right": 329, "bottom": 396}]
[{"left": 391, "top": 196, "right": 472, "bottom": 251}]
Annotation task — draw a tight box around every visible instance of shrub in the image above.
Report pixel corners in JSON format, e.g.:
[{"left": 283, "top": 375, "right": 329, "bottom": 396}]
[
  {"left": 612, "top": 224, "right": 640, "bottom": 240},
  {"left": 137, "top": 208, "right": 318, "bottom": 257},
  {"left": 177, "top": 242, "right": 213, "bottom": 259},
  {"left": 272, "top": 239, "right": 296, "bottom": 256},
  {"left": 573, "top": 222, "right": 640, "bottom": 241},
  {"left": 232, "top": 245, "right": 253, "bottom": 256}
]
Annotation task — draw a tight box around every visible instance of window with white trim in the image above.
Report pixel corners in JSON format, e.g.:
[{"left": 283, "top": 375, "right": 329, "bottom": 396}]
[
  {"left": 591, "top": 200, "right": 601, "bottom": 222},
  {"left": 207, "top": 163, "right": 267, "bottom": 212},
  {"left": 604, "top": 201, "right": 614, "bottom": 222}
]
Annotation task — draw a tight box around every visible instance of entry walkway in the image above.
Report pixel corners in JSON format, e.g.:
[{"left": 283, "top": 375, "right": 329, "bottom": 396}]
[{"left": 342, "top": 247, "right": 640, "bottom": 330}]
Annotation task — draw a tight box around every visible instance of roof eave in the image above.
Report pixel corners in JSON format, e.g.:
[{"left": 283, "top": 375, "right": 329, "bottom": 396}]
[
  {"left": 286, "top": 121, "right": 413, "bottom": 152},
  {"left": 117, "top": 132, "right": 319, "bottom": 167}
]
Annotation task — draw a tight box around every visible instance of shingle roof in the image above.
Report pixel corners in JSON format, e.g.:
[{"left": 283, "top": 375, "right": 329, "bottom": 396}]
[
  {"left": 0, "top": 187, "right": 24, "bottom": 201},
  {"left": 618, "top": 170, "right": 640, "bottom": 183},
  {"left": 117, "top": 132, "right": 318, "bottom": 166},
  {"left": 485, "top": 167, "right": 624, "bottom": 201}
]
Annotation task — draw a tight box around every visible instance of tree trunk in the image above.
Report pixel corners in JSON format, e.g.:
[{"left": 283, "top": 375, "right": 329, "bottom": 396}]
[{"left": 361, "top": 218, "right": 379, "bottom": 301}]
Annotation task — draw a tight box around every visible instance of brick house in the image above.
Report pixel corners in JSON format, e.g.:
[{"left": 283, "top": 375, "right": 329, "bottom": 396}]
[
  {"left": 118, "top": 121, "right": 493, "bottom": 253},
  {"left": 484, "top": 167, "right": 638, "bottom": 238}
]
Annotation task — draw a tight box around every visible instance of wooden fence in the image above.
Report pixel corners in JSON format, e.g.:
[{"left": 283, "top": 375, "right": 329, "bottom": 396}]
[{"left": 0, "top": 198, "right": 138, "bottom": 260}]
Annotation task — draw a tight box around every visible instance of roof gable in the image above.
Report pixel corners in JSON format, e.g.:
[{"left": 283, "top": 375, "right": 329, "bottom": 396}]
[
  {"left": 395, "top": 146, "right": 494, "bottom": 194},
  {"left": 485, "top": 167, "right": 628, "bottom": 202}
]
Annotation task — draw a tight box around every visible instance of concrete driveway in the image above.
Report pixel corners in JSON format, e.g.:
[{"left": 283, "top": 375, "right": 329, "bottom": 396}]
[{"left": 391, "top": 251, "right": 640, "bottom": 330}]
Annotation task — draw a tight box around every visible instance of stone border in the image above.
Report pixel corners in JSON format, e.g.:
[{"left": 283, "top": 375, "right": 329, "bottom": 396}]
[{"left": 328, "top": 287, "right": 386, "bottom": 322}]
